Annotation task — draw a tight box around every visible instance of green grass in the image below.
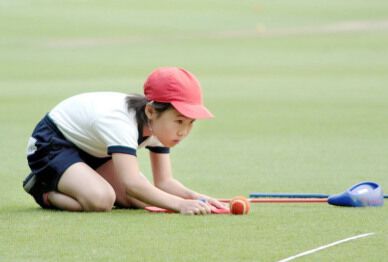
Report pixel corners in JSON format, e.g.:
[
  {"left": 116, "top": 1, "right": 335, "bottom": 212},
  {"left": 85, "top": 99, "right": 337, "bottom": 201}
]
[{"left": 1, "top": 0, "right": 388, "bottom": 261}]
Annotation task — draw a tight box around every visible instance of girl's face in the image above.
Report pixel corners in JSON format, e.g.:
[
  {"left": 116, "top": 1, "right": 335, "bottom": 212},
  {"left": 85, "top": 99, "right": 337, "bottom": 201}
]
[{"left": 146, "top": 106, "right": 195, "bottom": 148}]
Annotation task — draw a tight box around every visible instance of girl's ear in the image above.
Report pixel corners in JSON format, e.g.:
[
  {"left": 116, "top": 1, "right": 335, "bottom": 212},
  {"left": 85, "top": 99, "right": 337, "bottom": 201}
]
[{"left": 145, "top": 104, "right": 155, "bottom": 120}]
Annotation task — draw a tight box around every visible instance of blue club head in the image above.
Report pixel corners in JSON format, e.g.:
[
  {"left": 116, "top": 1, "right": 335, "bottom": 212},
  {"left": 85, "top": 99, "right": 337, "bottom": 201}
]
[{"left": 328, "top": 182, "right": 384, "bottom": 207}]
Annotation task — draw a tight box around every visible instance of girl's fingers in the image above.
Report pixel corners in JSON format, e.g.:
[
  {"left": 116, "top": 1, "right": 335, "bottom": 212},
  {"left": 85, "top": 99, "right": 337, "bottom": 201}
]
[
  {"left": 195, "top": 202, "right": 211, "bottom": 215},
  {"left": 207, "top": 199, "right": 226, "bottom": 208}
]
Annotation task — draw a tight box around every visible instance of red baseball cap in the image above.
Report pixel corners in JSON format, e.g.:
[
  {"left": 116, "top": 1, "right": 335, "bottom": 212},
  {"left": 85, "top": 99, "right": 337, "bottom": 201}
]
[{"left": 144, "top": 67, "right": 214, "bottom": 119}]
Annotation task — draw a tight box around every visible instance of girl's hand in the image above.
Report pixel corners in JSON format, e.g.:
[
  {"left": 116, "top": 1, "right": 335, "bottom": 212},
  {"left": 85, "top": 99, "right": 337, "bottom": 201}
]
[
  {"left": 178, "top": 199, "right": 212, "bottom": 215},
  {"left": 198, "top": 197, "right": 229, "bottom": 210}
]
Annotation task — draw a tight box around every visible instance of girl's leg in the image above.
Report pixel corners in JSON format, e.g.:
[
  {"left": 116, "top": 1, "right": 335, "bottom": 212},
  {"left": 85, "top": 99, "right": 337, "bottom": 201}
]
[
  {"left": 53, "top": 162, "right": 116, "bottom": 211},
  {"left": 47, "top": 191, "right": 82, "bottom": 211},
  {"left": 96, "top": 160, "right": 148, "bottom": 209}
]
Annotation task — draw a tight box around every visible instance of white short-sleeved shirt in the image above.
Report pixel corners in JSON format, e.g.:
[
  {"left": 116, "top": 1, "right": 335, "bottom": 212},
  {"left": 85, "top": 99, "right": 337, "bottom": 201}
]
[{"left": 49, "top": 92, "right": 169, "bottom": 158}]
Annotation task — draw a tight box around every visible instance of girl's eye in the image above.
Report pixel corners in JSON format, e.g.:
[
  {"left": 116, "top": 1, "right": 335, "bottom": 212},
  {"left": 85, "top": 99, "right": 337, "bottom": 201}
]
[{"left": 176, "top": 120, "right": 183, "bottom": 124}]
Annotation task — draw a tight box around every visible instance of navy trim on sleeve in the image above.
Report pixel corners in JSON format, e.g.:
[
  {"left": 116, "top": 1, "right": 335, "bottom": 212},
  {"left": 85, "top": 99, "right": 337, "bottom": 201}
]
[
  {"left": 108, "top": 146, "right": 137, "bottom": 156},
  {"left": 146, "top": 146, "right": 170, "bottom": 154}
]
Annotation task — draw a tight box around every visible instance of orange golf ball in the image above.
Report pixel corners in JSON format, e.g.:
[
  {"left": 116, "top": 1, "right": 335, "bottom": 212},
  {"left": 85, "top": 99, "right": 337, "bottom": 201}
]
[{"left": 230, "top": 196, "right": 250, "bottom": 215}]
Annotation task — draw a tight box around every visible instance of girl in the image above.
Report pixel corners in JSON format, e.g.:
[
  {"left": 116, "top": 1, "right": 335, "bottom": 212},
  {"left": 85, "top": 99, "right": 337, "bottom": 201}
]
[{"left": 23, "top": 67, "right": 225, "bottom": 215}]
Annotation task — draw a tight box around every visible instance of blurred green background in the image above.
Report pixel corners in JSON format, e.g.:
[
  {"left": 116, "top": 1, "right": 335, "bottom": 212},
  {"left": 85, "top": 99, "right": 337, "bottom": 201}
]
[{"left": 1, "top": 1, "right": 387, "bottom": 261}]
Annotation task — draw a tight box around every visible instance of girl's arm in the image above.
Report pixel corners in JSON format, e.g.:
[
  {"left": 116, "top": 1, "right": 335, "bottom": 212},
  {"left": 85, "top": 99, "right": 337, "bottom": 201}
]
[
  {"left": 112, "top": 153, "right": 211, "bottom": 214},
  {"left": 149, "top": 152, "right": 226, "bottom": 209}
]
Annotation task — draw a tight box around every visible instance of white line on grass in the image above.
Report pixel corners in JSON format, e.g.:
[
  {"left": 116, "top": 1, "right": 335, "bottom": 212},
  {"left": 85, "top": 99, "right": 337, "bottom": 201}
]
[{"left": 277, "top": 232, "right": 375, "bottom": 262}]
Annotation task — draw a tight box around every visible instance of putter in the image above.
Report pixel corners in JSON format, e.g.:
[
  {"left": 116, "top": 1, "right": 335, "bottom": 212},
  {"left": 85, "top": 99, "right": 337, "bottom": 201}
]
[
  {"left": 250, "top": 181, "right": 385, "bottom": 207},
  {"left": 327, "top": 181, "right": 384, "bottom": 207}
]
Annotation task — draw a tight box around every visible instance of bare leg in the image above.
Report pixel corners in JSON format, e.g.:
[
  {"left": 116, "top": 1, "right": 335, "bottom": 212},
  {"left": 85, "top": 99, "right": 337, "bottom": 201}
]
[
  {"left": 52, "top": 162, "right": 116, "bottom": 211},
  {"left": 47, "top": 191, "right": 82, "bottom": 211},
  {"left": 96, "top": 160, "right": 149, "bottom": 209},
  {"left": 47, "top": 160, "right": 148, "bottom": 211}
]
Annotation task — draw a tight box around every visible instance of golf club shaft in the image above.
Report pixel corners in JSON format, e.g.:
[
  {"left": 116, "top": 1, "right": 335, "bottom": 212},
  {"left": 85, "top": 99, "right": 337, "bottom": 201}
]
[
  {"left": 219, "top": 198, "right": 328, "bottom": 203},
  {"left": 249, "top": 193, "right": 388, "bottom": 199},
  {"left": 249, "top": 193, "right": 329, "bottom": 198}
]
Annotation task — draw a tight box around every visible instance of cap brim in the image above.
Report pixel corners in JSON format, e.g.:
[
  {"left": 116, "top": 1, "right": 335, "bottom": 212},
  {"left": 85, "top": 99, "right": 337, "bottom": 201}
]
[{"left": 171, "top": 101, "right": 214, "bottom": 119}]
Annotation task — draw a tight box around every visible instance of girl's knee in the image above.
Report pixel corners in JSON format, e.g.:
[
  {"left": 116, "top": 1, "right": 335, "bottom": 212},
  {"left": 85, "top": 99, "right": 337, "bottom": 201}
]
[{"left": 81, "top": 186, "right": 116, "bottom": 211}]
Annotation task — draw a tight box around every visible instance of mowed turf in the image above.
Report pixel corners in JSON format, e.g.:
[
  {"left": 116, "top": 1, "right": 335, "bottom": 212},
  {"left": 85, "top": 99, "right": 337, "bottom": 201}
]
[{"left": 1, "top": 1, "right": 388, "bottom": 261}]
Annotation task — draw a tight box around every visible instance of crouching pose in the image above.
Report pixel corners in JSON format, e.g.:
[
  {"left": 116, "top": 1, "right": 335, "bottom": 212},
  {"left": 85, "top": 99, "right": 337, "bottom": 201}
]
[{"left": 23, "top": 67, "right": 225, "bottom": 214}]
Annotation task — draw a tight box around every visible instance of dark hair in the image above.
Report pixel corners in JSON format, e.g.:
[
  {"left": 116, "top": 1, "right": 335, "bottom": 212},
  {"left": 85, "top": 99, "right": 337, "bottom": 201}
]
[{"left": 126, "top": 94, "right": 172, "bottom": 128}]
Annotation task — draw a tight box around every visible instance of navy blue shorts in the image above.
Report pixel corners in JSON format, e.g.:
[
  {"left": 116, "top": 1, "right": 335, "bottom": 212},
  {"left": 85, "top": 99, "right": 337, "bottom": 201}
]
[{"left": 26, "top": 114, "right": 111, "bottom": 193}]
